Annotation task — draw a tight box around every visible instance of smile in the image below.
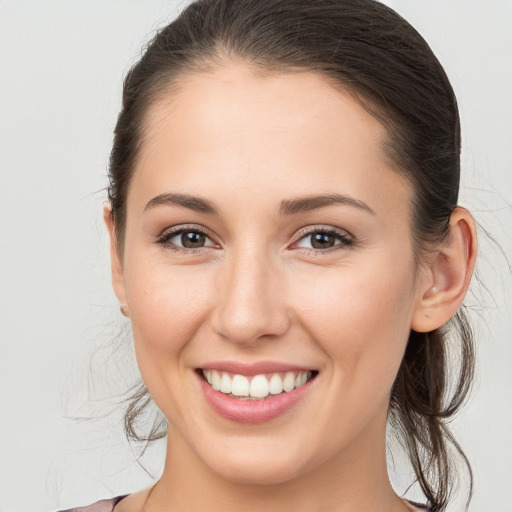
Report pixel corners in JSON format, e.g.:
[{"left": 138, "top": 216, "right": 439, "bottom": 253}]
[
  {"left": 201, "top": 369, "right": 316, "bottom": 400},
  {"left": 197, "top": 366, "right": 319, "bottom": 424}
]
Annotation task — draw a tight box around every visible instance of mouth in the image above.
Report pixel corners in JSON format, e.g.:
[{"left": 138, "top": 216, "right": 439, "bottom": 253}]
[{"left": 197, "top": 368, "right": 319, "bottom": 401}]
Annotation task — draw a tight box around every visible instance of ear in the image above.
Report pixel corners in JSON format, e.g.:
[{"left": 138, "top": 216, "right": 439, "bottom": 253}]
[
  {"left": 103, "top": 204, "right": 128, "bottom": 312},
  {"left": 411, "top": 207, "right": 478, "bottom": 332}
]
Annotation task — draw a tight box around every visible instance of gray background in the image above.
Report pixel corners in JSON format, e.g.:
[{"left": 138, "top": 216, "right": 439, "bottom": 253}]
[{"left": 0, "top": 1, "right": 510, "bottom": 511}]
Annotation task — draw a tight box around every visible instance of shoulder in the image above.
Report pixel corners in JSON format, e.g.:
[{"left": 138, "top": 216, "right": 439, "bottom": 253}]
[{"left": 57, "top": 495, "right": 129, "bottom": 512}]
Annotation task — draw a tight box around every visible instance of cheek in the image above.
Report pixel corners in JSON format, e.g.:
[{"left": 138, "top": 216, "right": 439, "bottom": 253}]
[
  {"left": 124, "top": 256, "right": 213, "bottom": 361},
  {"left": 122, "top": 257, "right": 217, "bottom": 418},
  {"left": 292, "top": 255, "right": 416, "bottom": 389}
]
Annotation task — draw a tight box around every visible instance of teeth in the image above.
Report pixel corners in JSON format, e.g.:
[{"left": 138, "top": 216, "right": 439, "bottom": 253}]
[
  {"left": 250, "top": 375, "right": 269, "bottom": 398},
  {"left": 211, "top": 370, "right": 221, "bottom": 391},
  {"left": 269, "top": 374, "right": 283, "bottom": 395},
  {"left": 231, "top": 374, "right": 250, "bottom": 396},
  {"left": 220, "top": 372, "right": 232, "bottom": 394},
  {"left": 283, "top": 372, "right": 295, "bottom": 392},
  {"left": 202, "top": 369, "right": 313, "bottom": 399}
]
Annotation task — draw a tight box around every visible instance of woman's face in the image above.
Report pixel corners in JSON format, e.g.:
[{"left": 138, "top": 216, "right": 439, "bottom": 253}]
[{"left": 111, "top": 63, "right": 429, "bottom": 484}]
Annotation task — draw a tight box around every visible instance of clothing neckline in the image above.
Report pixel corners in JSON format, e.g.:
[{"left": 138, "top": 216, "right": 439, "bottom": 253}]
[
  {"left": 112, "top": 493, "right": 428, "bottom": 511},
  {"left": 404, "top": 498, "right": 430, "bottom": 511},
  {"left": 111, "top": 494, "right": 129, "bottom": 511}
]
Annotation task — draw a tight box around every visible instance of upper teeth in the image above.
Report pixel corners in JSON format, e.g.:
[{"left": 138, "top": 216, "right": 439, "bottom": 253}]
[{"left": 202, "top": 370, "right": 312, "bottom": 399}]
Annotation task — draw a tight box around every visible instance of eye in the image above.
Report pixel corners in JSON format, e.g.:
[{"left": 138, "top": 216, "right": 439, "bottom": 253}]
[
  {"left": 156, "top": 226, "right": 219, "bottom": 253},
  {"left": 292, "top": 227, "right": 354, "bottom": 253}
]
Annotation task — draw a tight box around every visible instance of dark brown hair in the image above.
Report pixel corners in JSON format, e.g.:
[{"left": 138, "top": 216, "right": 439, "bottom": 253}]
[{"left": 107, "top": 1, "right": 475, "bottom": 509}]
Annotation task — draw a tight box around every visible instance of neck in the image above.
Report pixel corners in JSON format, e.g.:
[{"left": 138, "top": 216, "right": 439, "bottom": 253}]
[{"left": 148, "top": 413, "right": 409, "bottom": 512}]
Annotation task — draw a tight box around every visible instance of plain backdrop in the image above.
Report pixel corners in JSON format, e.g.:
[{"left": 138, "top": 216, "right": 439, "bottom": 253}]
[{"left": 0, "top": 1, "right": 511, "bottom": 511}]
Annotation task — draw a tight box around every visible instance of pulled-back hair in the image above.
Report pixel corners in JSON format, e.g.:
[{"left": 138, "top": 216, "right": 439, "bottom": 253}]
[{"left": 108, "top": 1, "right": 474, "bottom": 509}]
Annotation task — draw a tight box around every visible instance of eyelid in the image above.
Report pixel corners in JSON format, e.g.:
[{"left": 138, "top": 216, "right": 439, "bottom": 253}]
[
  {"left": 155, "top": 224, "right": 220, "bottom": 251},
  {"left": 154, "top": 223, "right": 355, "bottom": 254},
  {"left": 292, "top": 224, "right": 353, "bottom": 240},
  {"left": 289, "top": 225, "right": 355, "bottom": 253}
]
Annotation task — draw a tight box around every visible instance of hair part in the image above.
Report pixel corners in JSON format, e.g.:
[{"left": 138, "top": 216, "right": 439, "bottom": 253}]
[{"left": 108, "top": 1, "right": 475, "bottom": 509}]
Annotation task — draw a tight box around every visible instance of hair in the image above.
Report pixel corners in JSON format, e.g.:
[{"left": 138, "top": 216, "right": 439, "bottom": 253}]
[{"left": 107, "top": 1, "right": 475, "bottom": 510}]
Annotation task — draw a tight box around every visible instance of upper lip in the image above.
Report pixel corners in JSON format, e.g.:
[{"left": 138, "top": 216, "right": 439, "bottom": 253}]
[{"left": 198, "top": 360, "right": 317, "bottom": 376}]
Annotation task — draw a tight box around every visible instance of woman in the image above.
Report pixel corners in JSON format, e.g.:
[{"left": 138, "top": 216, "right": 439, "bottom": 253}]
[{"left": 60, "top": 0, "right": 478, "bottom": 510}]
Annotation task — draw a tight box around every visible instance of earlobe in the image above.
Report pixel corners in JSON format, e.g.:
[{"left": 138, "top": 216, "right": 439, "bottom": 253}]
[
  {"left": 103, "top": 204, "right": 128, "bottom": 307},
  {"left": 411, "top": 207, "right": 478, "bottom": 333}
]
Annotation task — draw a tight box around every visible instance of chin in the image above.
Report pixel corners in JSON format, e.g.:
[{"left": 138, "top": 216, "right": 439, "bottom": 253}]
[
  {"left": 213, "top": 459, "right": 305, "bottom": 486},
  {"left": 197, "top": 439, "right": 318, "bottom": 486}
]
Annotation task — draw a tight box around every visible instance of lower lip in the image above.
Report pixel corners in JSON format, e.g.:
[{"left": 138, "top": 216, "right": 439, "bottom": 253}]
[{"left": 197, "top": 373, "right": 316, "bottom": 424}]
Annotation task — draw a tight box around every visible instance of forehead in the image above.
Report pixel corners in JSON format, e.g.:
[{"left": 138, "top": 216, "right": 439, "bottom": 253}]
[
  {"left": 130, "top": 62, "right": 411, "bottom": 221},
  {"left": 142, "top": 64, "right": 387, "bottom": 164}
]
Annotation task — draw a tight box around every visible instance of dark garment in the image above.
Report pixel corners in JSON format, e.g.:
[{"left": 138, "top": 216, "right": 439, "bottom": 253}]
[
  {"left": 58, "top": 495, "right": 129, "bottom": 512},
  {"left": 58, "top": 494, "right": 431, "bottom": 511},
  {"left": 408, "top": 501, "right": 432, "bottom": 511}
]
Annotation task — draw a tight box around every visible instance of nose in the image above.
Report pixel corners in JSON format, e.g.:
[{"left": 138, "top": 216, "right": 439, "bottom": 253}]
[{"left": 210, "top": 248, "right": 291, "bottom": 345}]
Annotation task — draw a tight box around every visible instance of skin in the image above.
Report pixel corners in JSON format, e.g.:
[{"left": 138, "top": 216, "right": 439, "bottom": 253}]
[{"left": 106, "top": 62, "right": 477, "bottom": 512}]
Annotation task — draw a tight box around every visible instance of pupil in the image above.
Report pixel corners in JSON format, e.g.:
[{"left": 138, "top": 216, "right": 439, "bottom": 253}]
[
  {"left": 182, "top": 231, "right": 205, "bottom": 248},
  {"left": 311, "top": 233, "right": 334, "bottom": 249}
]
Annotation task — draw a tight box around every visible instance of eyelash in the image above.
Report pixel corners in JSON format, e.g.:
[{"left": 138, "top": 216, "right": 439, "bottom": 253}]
[
  {"left": 155, "top": 225, "right": 218, "bottom": 255},
  {"left": 155, "top": 225, "right": 355, "bottom": 255},
  {"left": 291, "top": 226, "right": 355, "bottom": 255}
]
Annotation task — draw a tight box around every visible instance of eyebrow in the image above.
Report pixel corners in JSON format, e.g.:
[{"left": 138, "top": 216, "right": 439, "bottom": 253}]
[
  {"left": 279, "top": 193, "right": 375, "bottom": 216},
  {"left": 144, "top": 193, "right": 220, "bottom": 215},
  {"left": 143, "top": 192, "right": 375, "bottom": 216}
]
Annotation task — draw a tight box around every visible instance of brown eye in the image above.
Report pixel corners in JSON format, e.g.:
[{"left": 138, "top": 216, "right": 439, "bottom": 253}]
[
  {"left": 293, "top": 228, "right": 354, "bottom": 253},
  {"left": 181, "top": 231, "right": 206, "bottom": 248},
  {"left": 157, "top": 227, "right": 218, "bottom": 252},
  {"left": 310, "top": 232, "right": 337, "bottom": 249}
]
